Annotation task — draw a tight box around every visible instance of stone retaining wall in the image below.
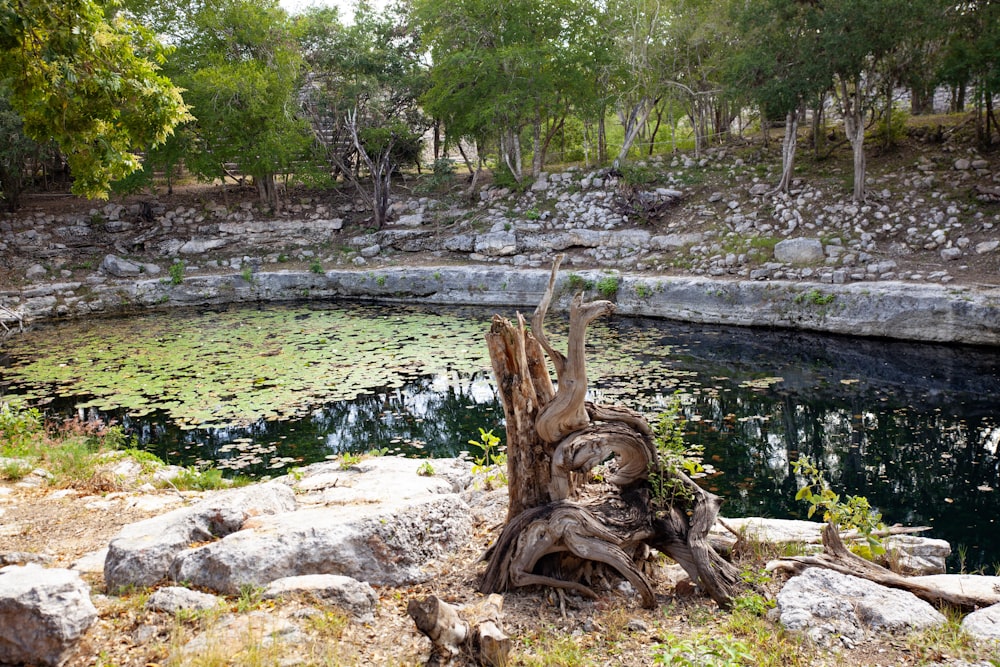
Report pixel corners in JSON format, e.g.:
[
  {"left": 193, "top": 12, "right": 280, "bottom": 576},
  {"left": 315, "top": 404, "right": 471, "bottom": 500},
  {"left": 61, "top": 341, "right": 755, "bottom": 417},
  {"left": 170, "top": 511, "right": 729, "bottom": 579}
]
[{"left": 4, "top": 267, "right": 998, "bottom": 346}]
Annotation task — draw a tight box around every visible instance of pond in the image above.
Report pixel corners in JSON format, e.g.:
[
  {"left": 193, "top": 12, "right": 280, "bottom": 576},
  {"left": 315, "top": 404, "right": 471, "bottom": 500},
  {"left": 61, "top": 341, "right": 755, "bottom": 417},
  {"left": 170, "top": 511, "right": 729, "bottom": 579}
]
[{"left": 2, "top": 301, "right": 999, "bottom": 571}]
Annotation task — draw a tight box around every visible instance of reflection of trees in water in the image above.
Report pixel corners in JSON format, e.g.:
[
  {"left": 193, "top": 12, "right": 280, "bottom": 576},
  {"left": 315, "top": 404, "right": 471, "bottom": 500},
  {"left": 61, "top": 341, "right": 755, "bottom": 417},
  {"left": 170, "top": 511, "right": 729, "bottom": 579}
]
[
  {"left": 685, "top": 382, "right": 1000, "bottom": 570},
  {"left": 306, "top": 371, "right": 503, "bottom": 458},
  {"left": 128, "top": 371, "right": 503, "bottom": 474}
]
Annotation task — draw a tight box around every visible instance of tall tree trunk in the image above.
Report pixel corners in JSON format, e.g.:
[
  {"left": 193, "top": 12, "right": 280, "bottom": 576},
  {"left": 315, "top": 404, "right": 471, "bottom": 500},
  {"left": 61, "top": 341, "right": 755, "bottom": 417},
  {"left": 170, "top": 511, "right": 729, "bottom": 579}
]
[
  {"left": 615, "top": 98, "right": 657, "bottom": 166},
  {"left": 532, "top": 109, "right": 543, "bottom": 178},
  {"left": 838, "top": 78, "right": 867, "bottom": 202},
  {"left": 598, "top": 114, "right": 607, "bottom": 164}
]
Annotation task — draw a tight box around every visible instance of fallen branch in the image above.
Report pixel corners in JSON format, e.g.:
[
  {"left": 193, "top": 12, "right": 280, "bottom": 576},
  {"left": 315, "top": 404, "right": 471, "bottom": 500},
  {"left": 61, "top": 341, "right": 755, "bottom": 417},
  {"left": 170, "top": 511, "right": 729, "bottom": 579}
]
[
  {"left": 767, "top": 522, "right": 992, "bottom": 612},
  {"left": 408, "top": 594, "right": 510, "bottom": 667}
]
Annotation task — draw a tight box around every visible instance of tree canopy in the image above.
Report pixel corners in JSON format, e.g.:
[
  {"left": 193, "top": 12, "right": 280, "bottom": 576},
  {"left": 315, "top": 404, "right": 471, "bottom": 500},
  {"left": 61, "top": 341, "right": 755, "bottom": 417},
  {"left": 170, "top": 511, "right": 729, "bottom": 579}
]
[{"left": 0, "top": 0, "right": 190, "bottom": 199}]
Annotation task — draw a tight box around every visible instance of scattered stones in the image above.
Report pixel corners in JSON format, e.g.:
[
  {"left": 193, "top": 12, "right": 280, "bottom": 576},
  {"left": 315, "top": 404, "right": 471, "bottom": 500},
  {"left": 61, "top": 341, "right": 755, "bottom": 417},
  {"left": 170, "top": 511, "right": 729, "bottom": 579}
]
[{"left": 0, "top": 564, "right": 98, "bottom": 667}]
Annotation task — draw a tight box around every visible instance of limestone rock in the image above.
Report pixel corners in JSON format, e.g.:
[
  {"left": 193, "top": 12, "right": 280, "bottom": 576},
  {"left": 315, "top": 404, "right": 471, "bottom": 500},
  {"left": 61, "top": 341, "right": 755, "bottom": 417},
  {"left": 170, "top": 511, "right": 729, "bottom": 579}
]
[
  {"left": 774, "top": 567, "right": 945, "bottom": 648},
  {"left": 962, "top": 603, "right": 1000, "bottom": 641},
  {"left": 100, "top": 254, "right": 142, "bottom": 277},
  {"left": 26, "top": 264, "right": 47, "bottom": 280},
  {"left": 975, "top": 240, "right": 999, "bottom": 255},
  {"left": 0, "top": 564, "right": 98, "bottom": 667},
  {"left": 104, "top": 483, "right": 297, "bottom": 591},
  {"left": 474, "top": 231, "right": 517, "bottom": 256},
  {"left": 883, "top": 534, "right": 950, "bottom": 575},
  {"left": 263, "top": 574, "right": 377, "bottom": 621},
  {"left": 774, "top": 238, "right": 824, "bottom": 264},
  {"left": 179, "top": 238, "right": 227, "bottom": 254},
  {"left": 168, "top": 492, "right": 471, "bottom": 594},
  {"left": 146, "top": 586, "right": 222, "bottom": 614}
]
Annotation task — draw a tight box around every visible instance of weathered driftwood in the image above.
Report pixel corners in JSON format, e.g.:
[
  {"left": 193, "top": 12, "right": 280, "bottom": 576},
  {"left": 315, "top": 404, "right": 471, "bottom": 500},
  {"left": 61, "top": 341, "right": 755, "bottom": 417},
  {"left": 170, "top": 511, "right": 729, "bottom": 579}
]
[
  {"left": 767, "top": 522, "right": 993, "bottom": 612},
  {"left": 479, "top": 256, "right": 743, "bottom": 609},
  {"left": 407, "top": 594, "right": 510, "bottom": 667}
]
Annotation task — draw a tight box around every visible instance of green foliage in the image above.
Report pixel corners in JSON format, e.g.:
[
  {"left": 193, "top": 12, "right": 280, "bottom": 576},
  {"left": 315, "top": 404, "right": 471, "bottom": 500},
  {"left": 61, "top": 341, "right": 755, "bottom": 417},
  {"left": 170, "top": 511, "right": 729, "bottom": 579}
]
[
  {"left": 793, "top": 288, "right": 835, "bottom": 306},
  {"left": 240, "top": 265, "right": 255, "bottom": 284},
  {"left": 170, "top": 0, "right": 312, "bottom": 207},
  {"left": 729, "top": 591, "right": 775, "bottom": 616},
  {"left": 416, "top": 461, "right": 435, "bottom": 476},
  {"left": 869, "top": 105, "right": 910, "bottom": 148},
  {"left": 635, "top": 283, "right": 653, "bottom": 299},
  {"left": 566, "top": 273, "right": 594, "bottom": 293},
  {"left": 169, "top": 261, "right": 185, "bottom": 286},
  {"left": 652, "top": 632, "right": 753, "bottom": 666},
  {"left": 375, "top": 275, "right": 387, "bottom": 287},
  {"left": 468, "top": 427, "right": 507, "bottom": 488},
  {"left": 617, "top": 162, "right": 660, "bottom": 186},
  {"left": 0, "top": 90, "right": 50, "bottom": 212},
  {"left": 309, "top": 260, "right": 324, "bottom": 275},
  {"left": 792, "top": 456, "right": 885, "bottom": 555},
  {"left": 0, "top": 404, "right": 43, "bottom": 455},
  {"left": 649, "top": 398, "right": 705, "bottom": 508},
  {"left": 0, "top": 0, "right": 191, "bottom": 200},
  {"left": 234, "top": 584, "right": 266, "bottom": 613},
  {"left": 338, "top": 452, "right": 363, "bottom": 469},
  {"left": 170, "top": 466, "right": 249, "bottom": 491},
  {"left": 524, "top": 207, "right": 541, "bottom": 220},
  {"left": 596, "top": 276, "right": 620, "bottom": 299}
]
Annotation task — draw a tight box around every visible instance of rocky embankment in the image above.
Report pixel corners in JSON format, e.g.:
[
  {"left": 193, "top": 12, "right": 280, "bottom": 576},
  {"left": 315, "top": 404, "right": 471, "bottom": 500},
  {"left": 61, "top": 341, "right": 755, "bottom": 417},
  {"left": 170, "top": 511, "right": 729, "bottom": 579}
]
[
  {"left": 3, "top": 456, "right": 1000, "bottom": 666},
  {"left": 2, "top": 146, "right": 999, "bottom": 344}
]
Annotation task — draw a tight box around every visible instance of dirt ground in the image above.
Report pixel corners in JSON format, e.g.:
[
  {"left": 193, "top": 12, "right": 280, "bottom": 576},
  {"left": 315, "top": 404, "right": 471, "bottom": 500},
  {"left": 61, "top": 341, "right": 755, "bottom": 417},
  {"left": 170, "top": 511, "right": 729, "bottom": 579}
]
[{"left": 2, "top": 474, "right": 996, "bottom": 667}]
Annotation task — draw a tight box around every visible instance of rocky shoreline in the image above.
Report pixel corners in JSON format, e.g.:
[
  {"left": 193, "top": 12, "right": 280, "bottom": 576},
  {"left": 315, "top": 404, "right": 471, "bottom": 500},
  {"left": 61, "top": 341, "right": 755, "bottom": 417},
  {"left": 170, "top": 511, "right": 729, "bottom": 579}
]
[
  {"left": 4, "top": 265, "right": 1000, "bottom": 345},
  {"left": 3, "top": 146, "right": 999, "bottom": 345},
  {"left": 2, "top": 456, "right": 1000, "bottom": 666}
]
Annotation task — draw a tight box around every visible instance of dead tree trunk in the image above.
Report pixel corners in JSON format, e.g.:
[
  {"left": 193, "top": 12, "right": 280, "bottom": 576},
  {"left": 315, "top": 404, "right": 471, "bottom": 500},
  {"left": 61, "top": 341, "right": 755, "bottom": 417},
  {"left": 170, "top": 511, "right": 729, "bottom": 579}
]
[{"left": 479, "top": 256, "right": 743, "bottom": 609}]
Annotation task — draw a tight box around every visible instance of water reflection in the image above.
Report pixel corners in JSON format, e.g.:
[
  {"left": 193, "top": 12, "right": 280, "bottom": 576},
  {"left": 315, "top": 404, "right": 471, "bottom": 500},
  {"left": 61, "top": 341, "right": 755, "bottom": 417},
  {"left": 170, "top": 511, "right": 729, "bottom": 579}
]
[{"left": 3, "top": 306, "right": 999, "bottom": 570}]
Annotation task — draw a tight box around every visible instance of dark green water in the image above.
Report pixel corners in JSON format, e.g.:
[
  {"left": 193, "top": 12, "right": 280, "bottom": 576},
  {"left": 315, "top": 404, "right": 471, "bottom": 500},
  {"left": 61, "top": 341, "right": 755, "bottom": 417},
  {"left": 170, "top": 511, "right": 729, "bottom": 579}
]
[{"left": 2, "top": 302, "right": 998, "bottom": 570}]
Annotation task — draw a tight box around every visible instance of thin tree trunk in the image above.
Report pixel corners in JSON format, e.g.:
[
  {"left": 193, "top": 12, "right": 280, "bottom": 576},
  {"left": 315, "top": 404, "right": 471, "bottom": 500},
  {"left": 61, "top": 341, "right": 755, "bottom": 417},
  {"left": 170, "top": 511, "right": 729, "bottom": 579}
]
[
  {"left": 839, "top": 78, "right": 867, "bottom": 202},
  {"left": 774, "top": 111, "right": 799, "bottom": 193}
]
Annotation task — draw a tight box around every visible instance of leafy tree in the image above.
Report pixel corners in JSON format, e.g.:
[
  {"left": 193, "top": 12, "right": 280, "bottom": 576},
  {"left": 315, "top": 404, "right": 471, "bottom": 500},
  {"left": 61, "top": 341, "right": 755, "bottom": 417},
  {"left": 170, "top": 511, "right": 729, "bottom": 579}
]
[
  {"left": 812, "top": 0, "right": 935, "bottom": 201},
  {"left": 0, "top": 0, "right": 190, "bottom": 200},
  {"left": 168, "top": 0, "right": 313, "bottom": 210},
  {"left": 0, "top": 89, "right": 42, "bottom": 211},
  {"left": 295, "top": 1, "right": 427, "bottom": 227},
  {"left": 726, "top": 0, "right": 829, "bottom": 192},
  {"left": 939, "top": 0, "right": 1000, "bottom": 145},
  {"left": 415, "top": 0, "right": 598, "bottom": 184}
]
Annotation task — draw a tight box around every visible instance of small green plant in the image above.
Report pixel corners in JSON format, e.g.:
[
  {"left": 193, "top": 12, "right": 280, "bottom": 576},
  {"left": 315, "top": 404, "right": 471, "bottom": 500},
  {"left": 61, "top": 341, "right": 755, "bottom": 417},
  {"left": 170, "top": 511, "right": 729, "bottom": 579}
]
[
  {"left": 233, "top": 584, "right": 266, "bottom": 613},
  {"left": 433, "top": 271, "right": 442, "bottom": 281},
  {"left": 417, "top": 461, "right": 435, "bottom": 476},
  {"left": 0, "top": 459, "right": 32, "bottom": 481},
  {"left": 729, "top": 591, "right": 775, "bottom": 616},
  {"left": 309, "top": 260, "right": 324, "bottom": 274},
  {"left": 596, "top": 275, "right": 620, "bottom": 298},
  {"left": 618, "top": 162, "right": 659, "bottom": 186},
  {"left": 366, "top": 446, "right": 389, "bottom": 457},
  {"left": 339, "top": 451, "right": 363, "bottom": 469},
  {"left": 168, "top": 261, "right": 185, "bottom": 285},
  {"left": 169, "top": 466, "right": 249, "bottom": 491},
  {"left": 240, "top": 265, "right": 255, "bottom": 284},
  {"left": 468, "top": 427, "right": 507, "bottom": 488},
  {"left": 375, "top": 274, "right": 387, "bottom": 287},
  {"left": 652, "top": 632, "right": 753, "bottom": 666},
  {"left": 277, "top": 253, "right": 289, "bottom": 263},
  {"left": 793, "top": 288, "right": 835, "bottom": 306},
  {"left": 635, "top": 283, "right": 652, "bottom": 298},
  {"left": 566, "top": 273, "right": 594, "bottom": 292},
  {"left": 792, "top": 456, "right": 885, "bottom": 555},
  {"left": 525, "top": 207, "right": 541, "bottom": 220},
  {"left": 648, "top": 398, "right": 704, "bottom": 508}
]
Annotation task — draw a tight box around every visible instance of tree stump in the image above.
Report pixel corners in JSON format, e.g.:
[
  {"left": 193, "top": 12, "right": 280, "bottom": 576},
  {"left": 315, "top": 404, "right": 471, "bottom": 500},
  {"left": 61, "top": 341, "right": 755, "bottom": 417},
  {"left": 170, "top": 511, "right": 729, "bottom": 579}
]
[{"left": 479, "top": 256, "right": 743, "bottom": 609}]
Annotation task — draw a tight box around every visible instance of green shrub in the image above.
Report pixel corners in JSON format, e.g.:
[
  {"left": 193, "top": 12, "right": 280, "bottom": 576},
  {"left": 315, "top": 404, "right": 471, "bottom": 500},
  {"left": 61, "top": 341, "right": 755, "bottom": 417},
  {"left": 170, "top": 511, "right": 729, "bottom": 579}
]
[
  {"left": 596, "top": 275, "right": 619, "bottom": 298},
  {"left": 169, "top": 261, "right": 185, "bottom": 285}
]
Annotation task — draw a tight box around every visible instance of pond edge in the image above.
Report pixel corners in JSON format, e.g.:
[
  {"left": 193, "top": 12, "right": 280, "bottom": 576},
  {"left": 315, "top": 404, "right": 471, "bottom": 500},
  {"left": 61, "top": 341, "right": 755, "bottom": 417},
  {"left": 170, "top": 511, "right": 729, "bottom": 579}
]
[{"left": 3, "top": 267, "right": 1000, "bottom": 346}]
